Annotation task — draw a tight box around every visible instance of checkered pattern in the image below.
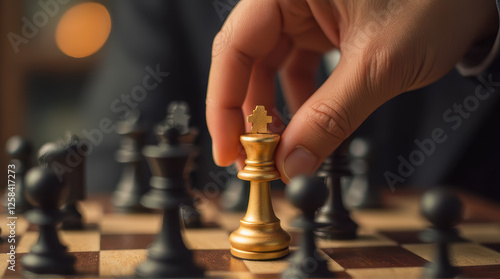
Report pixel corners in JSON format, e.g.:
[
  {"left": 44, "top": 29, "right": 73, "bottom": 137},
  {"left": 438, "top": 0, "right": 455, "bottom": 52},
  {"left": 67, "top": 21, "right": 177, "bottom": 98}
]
[{"left": 0, "top": 193, "right": 499, "bottom": 278}]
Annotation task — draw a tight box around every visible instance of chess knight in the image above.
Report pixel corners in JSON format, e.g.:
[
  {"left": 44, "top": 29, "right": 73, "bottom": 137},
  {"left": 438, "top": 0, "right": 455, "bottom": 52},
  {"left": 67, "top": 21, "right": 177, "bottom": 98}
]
[{"left": 229, "top": 106, "right": 291, "bottom": 260}]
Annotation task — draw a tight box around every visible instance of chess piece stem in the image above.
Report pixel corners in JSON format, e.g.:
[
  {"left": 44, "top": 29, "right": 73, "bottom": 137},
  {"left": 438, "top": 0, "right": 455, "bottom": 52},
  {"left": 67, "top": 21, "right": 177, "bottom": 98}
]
[
  {"left": 135, "top": 127, "right": 204, "bottom": 278},
  {"left": 112, "top": 110, "right": 150, "bottom": 212},
  {"left": 61, "top": 134, "right": 86, "bottom": 229},
  {"left": 315, "top": 143, "right": 358, "bottom": 240},
  {"left": 243, "top": 181, "right": 279, "bottom": 223},
  {"left": 21, "top": 167, "right": 75, "bottom": 275},
  {"left": 112, "top": 126, "right": 148, "bottom": 212},
  {"left": 420, "top": 188, "right": 463, "bottom": 278},
  {"left": 344, "top": 138, "right": 382, "bottom": 209},
  {"left": 282, "top": 176, "right": 334, "bottom": 278},
  {"left": 136, "top": 203, "right": 201, "bottom": 277}
]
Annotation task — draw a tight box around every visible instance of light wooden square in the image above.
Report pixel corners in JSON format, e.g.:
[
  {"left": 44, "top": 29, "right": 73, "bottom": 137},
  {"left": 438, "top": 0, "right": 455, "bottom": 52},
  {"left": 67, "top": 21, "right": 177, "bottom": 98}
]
[
  {"left": 16, "top": 230, "right": 100, "bottom": 253},
  {"left": 243, "top": 248, "right": 343, "bottom": 274},
  {"left": 317, "top": 231, "right": 396, "bottom": 248},
  {"left": 347, "top": 267, "right": 423, "bottom": 279},
  {"left": 206, "top": 271, "right": 253, "bottom": 278},
  {"left": 183, "top": 228, "right": 230, "bottom": 249},
  {"left": 403, "top": 243, "right": 500, "bottom": 266},
  {"left": 0, "top": 253, "right": 12, "bottom": 277},
  {"left": 0, "top": 216, "right": 29, "bottom": 237},
  {"left": 459, "top": 223, "right": 500, "bottom": 243},
  {"left": 100, "top": 214, "right": 161, "bottom": 234},
  {"left": 79, "top": 200, "right": 104, "bottom": 224},
  {"left": 99, "top": 249, "right": 147, "bottom": 277},
  {"left": 243, "top": 259, "right": 290, "bottom": 274},
  {"left": 353, "top": 210, "right": 427, "bottom": 231}
]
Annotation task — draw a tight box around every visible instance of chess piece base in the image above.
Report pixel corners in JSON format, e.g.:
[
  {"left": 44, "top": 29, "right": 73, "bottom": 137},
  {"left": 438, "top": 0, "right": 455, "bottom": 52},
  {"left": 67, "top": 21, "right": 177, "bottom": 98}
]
[
  {"left": 21, "top": 252, "right": 75, "bottom": 275},
  {"left": 229, "top": 220, "right": 290, "bottom": 260},
  {"left": 422, "top": 262, "right": 459, "bottom": 279},
  {"left": 281, "top": 260, "right": 334, "bottom": 279},
  {"left": 135, "top": 258, "right": 204, "bottom": 278},
  {"left": 314, "top": 222, "right": 358, "bottom": 240},
  {"left": 231, "top": 247, "right": 289, "bottom": 260}
]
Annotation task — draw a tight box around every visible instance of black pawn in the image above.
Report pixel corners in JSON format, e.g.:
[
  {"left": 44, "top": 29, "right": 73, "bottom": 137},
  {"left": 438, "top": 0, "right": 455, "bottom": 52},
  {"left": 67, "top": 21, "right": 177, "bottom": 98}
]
[
  {"left": 282, "top": 176, "right": 335, "bottom": 279},
  {"left": 21, "top": 167, "right": 75, "bottom": 275},
  {"left": 60, "top": 133, "right": 86, "bottom": 230},
  {"left": 344, "top": 138, "right": 381, "bottom": 209},
  {"left": 5, "top": 136, "right": 33, "bottom": 213},
  {"left": 221, "top": 165, "right": 249, "bottom": 212},
  {"left": 112, "top": 110, "right": 148, "bottom": 212},
  {"left": 135, "top": 126, "right": 204, "bottom": 278},
  {"left": 38, "top": 137, "right": 85, "bottom": 230},
  {"left": 420, "top": 188, "right": 463, "bottom": 278},
  {"left": 315, "top": 140, "right": 358, "bottom": 239}
]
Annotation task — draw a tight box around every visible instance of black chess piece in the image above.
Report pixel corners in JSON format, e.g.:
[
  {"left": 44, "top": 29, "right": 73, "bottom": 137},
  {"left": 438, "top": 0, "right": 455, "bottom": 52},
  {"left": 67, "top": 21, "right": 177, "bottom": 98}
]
[
  {"left": 221, "top": 165, "right": 249, "bottom": 212},
  {"left": 315, "top": 140, "right": 358, "bottom": 239},
  {"left": 282, "top": 176, "right": 335, "bottom": 279},
  {"left": 38, "top": 134, "right": 86, "bottom": 230},
  {"left": 420, "top": 188, "right": 463, "bottom": 279},
  {"left": 60, "top": 133, "right": 86, "bottom": 230},
  {"left": 344, "top": 138, "right": 381, "bottom": 209},
  {"left": 135, "top": 125, "right": 204, "bottom": 278},
  {"left": 112, "top": 110, "right": 148, "bottom": 212},
  {"left": 4, "top": 136, "right": 33, "bottom": 213},
  {"left": 162, "top": 101, "right": 203, "bottom": 228},
  {"left": 21, "top": 167, "right": 75, "bottom": 275}
]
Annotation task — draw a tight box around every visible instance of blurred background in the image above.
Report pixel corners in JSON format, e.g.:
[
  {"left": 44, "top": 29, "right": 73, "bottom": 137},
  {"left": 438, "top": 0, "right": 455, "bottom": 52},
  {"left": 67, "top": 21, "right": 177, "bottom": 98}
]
[{"left": 1, "top": 0, "right": 499, "bottom": 202}]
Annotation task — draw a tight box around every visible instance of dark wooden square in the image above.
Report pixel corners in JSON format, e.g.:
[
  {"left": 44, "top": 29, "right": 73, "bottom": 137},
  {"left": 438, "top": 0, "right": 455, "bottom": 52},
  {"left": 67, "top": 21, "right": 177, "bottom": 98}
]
[
  {"left": 379, "top": 230, "right": 466, "bottom": 244},
  {"left": 4, "top": 252, "right": 99, "bottom": 277},
  {"left": 460, "top": 265, "right": 500, "bottom": 278},
  {"left": 0, "top": 236, "right": 19, "bottom": 253},
  {"left": 322, "top": 246, "right": 428, "bottom": 269},
  {"left": 193, "top": 249, "right": 249, "bottom": 272},
  {"left": 484, "top": 243, "right": 500, "bottom": 253},
  {"left": 100, "top": 234, "right": 155, "bottom": 250}
]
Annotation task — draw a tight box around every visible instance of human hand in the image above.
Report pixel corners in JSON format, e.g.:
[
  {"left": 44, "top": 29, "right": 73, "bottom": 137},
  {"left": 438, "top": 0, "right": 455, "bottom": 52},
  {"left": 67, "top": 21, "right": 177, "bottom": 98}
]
[{"left": 206, "top": 0, "right": 498, "bottom": 183}]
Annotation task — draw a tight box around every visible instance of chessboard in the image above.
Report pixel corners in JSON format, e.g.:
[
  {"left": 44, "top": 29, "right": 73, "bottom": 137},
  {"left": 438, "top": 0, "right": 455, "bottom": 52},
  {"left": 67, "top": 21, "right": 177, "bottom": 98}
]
[{"left": 1, "top": 189, "right": 500, "bottom": 278}]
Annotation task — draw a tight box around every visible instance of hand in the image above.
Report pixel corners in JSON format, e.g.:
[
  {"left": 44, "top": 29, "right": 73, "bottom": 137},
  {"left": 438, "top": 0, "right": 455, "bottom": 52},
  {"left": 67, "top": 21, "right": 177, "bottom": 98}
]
[{"left": 206, "top": 0, "right": 498, "bottom": 183}]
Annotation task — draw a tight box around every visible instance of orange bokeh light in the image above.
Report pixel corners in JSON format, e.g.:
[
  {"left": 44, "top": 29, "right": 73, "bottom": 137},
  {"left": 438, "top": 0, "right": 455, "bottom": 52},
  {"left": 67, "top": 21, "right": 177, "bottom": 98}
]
[{"left": 56, "top": 2, "right": 111, "bottom": 58}]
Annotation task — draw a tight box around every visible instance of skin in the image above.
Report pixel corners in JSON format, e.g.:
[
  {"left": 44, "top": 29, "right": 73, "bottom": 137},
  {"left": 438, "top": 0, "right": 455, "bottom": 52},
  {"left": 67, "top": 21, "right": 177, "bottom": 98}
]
[{"left": 206, "top": 0, "right": 498, "bottom": 183}]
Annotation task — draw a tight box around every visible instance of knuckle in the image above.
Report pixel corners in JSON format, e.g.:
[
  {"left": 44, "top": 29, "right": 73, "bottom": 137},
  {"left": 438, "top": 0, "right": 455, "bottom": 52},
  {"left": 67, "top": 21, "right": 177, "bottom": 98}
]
[
  {"left": 212, "top": 27, "right": 232, "bottom": 59},
  {"left": 306, "top": 101, "right": 352, "bottom": 141}
]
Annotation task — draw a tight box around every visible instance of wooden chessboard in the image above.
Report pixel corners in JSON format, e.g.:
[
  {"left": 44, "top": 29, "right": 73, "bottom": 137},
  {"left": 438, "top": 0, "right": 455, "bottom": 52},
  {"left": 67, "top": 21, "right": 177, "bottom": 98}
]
[{"left": 1, "top": 189, "right": 500, "bottom": 278}]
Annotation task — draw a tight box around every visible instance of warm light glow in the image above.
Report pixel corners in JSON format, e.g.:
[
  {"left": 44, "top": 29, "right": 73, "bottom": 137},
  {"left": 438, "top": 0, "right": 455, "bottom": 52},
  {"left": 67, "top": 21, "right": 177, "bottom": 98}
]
[{"left": 56, "top": 2, "right": 111, "bottom": 58}]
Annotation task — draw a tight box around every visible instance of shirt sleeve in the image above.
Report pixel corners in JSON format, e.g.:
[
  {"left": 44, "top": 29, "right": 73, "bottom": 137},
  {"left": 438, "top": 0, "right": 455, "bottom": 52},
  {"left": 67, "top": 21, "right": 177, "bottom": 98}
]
[{"left": 456, "top": 0, "right": 500, "bottom": 76}]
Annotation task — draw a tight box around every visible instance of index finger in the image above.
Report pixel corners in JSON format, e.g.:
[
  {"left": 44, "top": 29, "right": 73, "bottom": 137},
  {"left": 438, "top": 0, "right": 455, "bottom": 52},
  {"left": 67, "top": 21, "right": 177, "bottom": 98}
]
[{"left": 206, "top": 0, "right": 282, "bottom": 166}]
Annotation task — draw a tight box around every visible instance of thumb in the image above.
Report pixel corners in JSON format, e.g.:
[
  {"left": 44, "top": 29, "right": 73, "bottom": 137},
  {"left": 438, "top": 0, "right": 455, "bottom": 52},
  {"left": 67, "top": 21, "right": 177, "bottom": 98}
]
[{"left": 276, "top": 54, "right": 394, "bottom": 183}]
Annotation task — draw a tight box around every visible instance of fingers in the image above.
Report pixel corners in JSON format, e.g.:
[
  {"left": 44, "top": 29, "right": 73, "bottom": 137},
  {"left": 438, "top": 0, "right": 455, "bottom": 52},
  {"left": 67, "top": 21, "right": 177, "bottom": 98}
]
[
  {"left": 206, "top": 0, "right": 282, "bottom": 166},
  {"left": 276, "top": 56, "right": 389, "bottom": 183},
  {"left": 232, "top": 36, "right": 292, "bottom": 170},
  {"left": 243, "top": 36, "right": 293, "bottom": 133},
  {"left": 280, "top": 48, "right": 323, "bottom": 114}
]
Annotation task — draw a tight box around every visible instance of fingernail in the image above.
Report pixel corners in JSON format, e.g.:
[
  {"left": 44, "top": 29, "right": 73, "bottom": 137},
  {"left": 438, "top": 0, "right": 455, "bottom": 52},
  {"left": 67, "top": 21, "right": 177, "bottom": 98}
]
[{"left": 283, "top": 146, "right": 318, "bottom": 180}]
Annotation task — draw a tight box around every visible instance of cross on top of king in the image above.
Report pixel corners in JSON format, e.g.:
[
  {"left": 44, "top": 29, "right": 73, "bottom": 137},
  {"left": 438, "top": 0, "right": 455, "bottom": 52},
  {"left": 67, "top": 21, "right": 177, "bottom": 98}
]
[{"left": 248, "top": 105, "right": 272, "bottom": 134}]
